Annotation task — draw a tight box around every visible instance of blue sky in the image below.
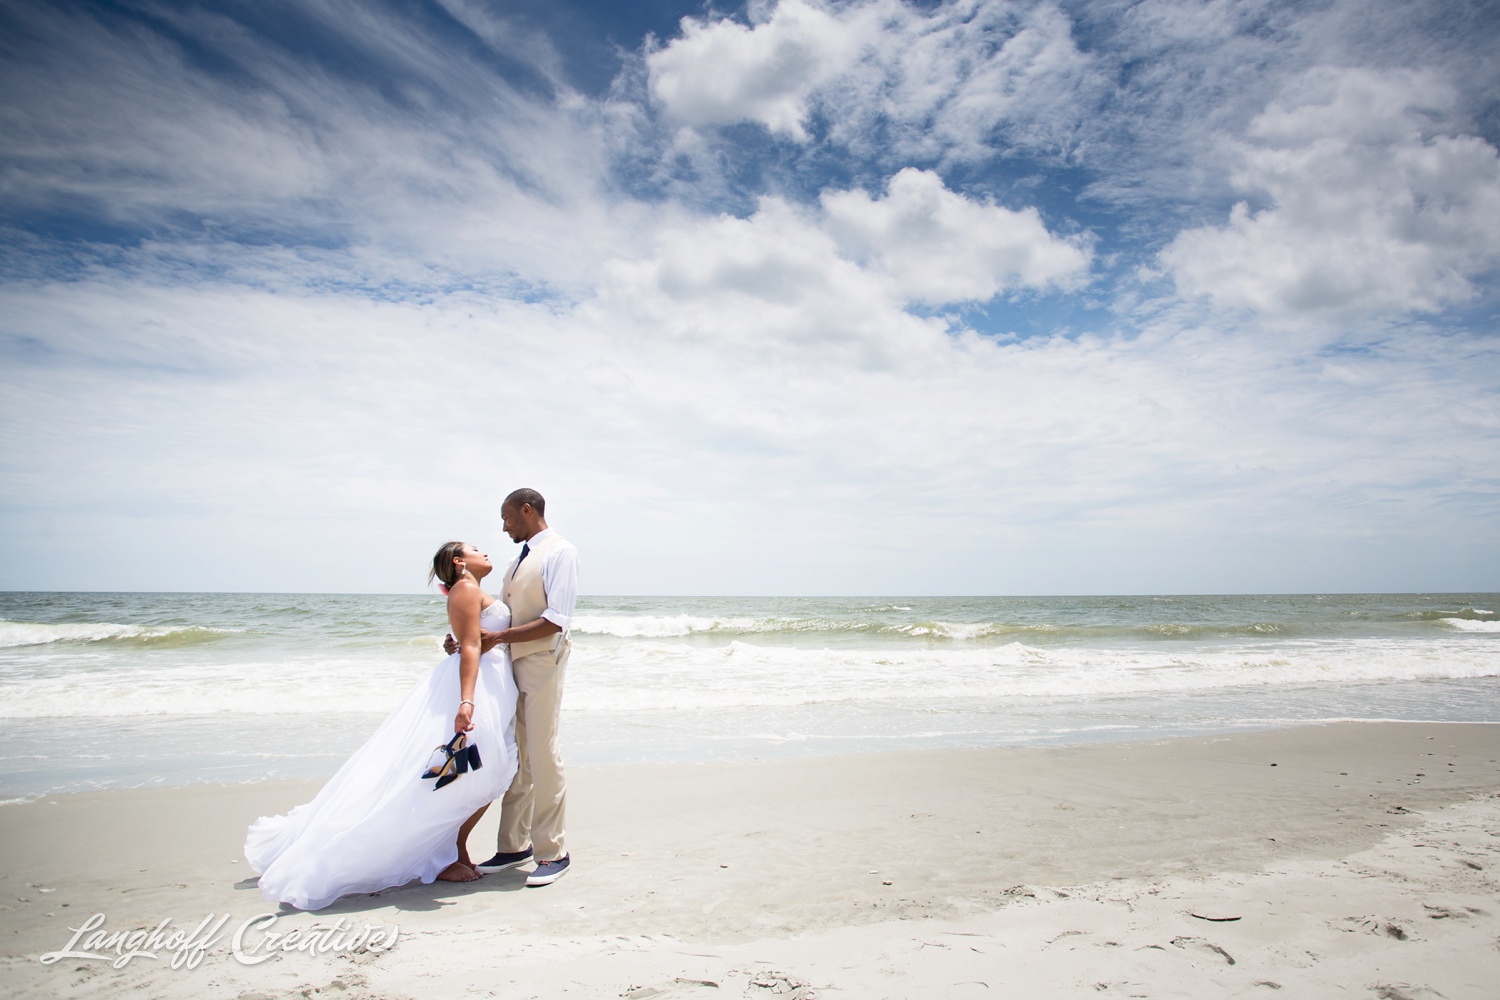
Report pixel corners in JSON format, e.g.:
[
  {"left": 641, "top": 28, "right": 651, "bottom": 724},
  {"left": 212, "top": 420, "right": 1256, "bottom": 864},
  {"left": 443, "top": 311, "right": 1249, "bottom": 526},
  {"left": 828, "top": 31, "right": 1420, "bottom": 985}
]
[{"left": 1, "top": 0, "right": 1498, "bottom": 594}]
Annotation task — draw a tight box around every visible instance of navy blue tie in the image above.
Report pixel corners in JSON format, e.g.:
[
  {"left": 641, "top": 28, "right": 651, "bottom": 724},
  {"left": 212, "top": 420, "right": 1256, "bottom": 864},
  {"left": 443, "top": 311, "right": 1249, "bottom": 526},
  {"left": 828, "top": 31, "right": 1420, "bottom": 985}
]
[{"left": 515, "top": 543, "right": 530, "bottom": 570}]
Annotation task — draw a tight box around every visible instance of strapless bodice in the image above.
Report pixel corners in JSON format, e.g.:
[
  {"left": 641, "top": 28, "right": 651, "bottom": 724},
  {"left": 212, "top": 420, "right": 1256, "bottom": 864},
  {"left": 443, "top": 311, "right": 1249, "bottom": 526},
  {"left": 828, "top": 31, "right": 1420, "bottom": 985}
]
[{"left": 480, "top": 600, "right": 511, "bottom": 631}]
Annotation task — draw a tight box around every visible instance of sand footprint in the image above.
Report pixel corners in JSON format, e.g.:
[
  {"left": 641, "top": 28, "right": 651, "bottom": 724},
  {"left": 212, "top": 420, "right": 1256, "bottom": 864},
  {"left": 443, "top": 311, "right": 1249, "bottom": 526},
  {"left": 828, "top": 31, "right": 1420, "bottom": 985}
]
[
  {"left": 747, "top": 972, "right": 817, "bottom": 998},
  {"left": 1370, "top": 983, "right": 1446, "bottom": 1000},
  {"left": 1329, "top": 915, "right": 1414, "bottom": 940},
  {"left": 623, "top": 977, "right": 723, "bottom": 999},
  {"left": 1044, "top": 929, "right": 1090, "bottom": 947},
  {"left": 1169, "top": 935, "right": 1235, "bottom": 965}
]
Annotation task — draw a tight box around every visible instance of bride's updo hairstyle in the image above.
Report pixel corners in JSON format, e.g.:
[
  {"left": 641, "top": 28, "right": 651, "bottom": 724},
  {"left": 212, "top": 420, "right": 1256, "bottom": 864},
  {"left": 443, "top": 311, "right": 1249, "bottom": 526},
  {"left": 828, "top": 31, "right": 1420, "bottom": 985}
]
[{"left": 428, "top": 541, "right": 468, "bottom": 593}]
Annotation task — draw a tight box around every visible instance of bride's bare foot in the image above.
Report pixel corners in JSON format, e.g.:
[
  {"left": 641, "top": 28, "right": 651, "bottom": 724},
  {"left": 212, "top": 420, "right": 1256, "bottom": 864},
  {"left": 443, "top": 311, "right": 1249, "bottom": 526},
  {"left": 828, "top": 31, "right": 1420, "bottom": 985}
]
[{"left": 437, "top": 861, "right": 479, "bottom": 882}]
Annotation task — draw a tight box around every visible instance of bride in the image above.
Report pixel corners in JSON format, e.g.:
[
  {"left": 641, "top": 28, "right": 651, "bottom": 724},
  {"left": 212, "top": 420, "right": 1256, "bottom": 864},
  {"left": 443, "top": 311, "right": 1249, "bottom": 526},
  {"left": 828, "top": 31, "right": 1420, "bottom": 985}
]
[{"left": 245, "top": 542, "right": 519, "bottom": 910}]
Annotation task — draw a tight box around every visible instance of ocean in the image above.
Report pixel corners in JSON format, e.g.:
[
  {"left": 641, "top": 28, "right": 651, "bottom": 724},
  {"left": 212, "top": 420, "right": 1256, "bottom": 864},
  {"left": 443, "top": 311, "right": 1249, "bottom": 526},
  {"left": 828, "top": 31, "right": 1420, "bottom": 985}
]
[{"left": 1, "top": 592, "right": 1497, "bottom": 798}]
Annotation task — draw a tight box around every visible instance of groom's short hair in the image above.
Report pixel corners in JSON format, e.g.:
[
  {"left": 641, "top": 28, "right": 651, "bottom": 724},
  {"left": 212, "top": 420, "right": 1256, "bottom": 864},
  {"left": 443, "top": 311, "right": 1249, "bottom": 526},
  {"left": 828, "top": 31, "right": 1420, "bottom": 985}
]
[{"left": 504, "top": 488, "right": 546, "bottom": 517}]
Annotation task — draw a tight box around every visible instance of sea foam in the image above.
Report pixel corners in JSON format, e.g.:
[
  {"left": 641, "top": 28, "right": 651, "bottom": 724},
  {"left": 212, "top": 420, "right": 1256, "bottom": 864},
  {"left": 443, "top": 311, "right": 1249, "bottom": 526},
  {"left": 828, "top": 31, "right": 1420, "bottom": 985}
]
[
  {"left": 2, "top": 636, "right": 1496, "bottom": 720},
  {"left": 1442, "top": 618, "right": 1500, "bottom": 632}
]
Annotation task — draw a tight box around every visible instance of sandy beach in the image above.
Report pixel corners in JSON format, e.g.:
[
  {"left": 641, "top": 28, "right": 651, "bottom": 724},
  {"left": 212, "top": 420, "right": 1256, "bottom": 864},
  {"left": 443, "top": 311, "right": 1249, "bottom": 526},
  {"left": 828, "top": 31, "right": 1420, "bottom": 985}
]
[{"left": 2, "top": 721, "right": 1497, "bottom": 998}]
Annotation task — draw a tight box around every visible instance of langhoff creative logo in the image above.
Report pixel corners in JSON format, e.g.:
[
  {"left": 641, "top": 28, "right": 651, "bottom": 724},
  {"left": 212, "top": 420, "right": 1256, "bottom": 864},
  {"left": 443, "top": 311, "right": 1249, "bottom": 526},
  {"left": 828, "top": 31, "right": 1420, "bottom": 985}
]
[{"left": 39, "top": 912, "right": 400, "bottom": 969}]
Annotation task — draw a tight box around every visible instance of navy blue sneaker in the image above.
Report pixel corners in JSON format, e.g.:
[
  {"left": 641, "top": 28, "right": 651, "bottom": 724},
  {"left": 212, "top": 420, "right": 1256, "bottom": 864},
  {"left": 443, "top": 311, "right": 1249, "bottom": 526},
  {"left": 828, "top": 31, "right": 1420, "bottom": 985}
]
[
  {"left": 475, "top": 847, "right": 533, "bottom": 873},
  {"left": 526, "top": 854, "right": 570, "bottom": 886}
]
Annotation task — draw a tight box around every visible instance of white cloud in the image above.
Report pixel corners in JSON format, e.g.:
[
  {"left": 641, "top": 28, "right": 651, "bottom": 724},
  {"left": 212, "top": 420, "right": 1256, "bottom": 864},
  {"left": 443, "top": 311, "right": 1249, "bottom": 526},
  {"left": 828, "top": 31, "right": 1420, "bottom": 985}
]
[
  {"left": 826, "top": 0, "right": 1099, "bottom": 165},
  {"left": 601, "top": 193, "right": 953, "bottom": 376},
  {"left": 598, "top": 168, "right": 1088, "bottom": 376},
  {"left": 645, "top": 0, "right": 1098, "bottom": 160},
  {"left": 821, "top": 167, "right": 1090, "bottom": 303},
  {"left": 1162, "top": 68, "right": 1500, "bottom": 320},
  {"left": 646, "top": 0, "right": 875, "bottom": 140}
]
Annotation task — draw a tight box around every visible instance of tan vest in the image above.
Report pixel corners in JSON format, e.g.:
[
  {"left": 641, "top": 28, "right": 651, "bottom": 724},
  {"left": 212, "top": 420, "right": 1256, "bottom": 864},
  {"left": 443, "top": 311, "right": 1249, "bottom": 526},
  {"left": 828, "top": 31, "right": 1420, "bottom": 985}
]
[{"left": 501, "top": 531, "right": 567, "bottom": 659}]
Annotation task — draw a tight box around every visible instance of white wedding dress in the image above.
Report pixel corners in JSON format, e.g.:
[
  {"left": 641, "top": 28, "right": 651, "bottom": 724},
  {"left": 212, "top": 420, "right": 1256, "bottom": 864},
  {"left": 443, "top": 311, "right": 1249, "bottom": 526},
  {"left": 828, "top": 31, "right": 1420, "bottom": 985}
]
[{"left": 245, "top": 601, "right": 519, "bottom": 910}]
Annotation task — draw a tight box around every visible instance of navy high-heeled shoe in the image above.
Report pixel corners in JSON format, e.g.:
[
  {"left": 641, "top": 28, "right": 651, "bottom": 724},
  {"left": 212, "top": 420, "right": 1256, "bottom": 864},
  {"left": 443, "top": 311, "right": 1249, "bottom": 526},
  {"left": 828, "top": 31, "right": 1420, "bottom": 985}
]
[{"left": 421, "top": 732, "right": 483, "bottom": 789}]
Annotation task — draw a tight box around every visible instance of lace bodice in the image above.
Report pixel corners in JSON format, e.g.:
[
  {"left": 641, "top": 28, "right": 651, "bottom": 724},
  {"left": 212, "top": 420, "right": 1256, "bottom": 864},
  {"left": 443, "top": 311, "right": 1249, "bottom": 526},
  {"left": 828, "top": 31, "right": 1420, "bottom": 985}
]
[{"left": 479, "top": 600, "right": 511, "bottom": 631}]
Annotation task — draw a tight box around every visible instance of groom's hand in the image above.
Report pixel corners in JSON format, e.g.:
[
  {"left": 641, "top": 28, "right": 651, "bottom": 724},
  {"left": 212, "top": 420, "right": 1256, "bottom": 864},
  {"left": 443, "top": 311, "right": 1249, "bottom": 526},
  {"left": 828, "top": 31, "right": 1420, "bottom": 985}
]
[{"left": 445, "top": 630, "right": 502, "bottom": 655}]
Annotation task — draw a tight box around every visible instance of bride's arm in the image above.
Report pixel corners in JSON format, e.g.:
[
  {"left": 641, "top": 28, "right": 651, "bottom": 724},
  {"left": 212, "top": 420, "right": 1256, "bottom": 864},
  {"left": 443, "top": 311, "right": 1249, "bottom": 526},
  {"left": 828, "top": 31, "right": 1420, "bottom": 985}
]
[{"left": 446, "top": 582, "right": 483, "bottom": 734}]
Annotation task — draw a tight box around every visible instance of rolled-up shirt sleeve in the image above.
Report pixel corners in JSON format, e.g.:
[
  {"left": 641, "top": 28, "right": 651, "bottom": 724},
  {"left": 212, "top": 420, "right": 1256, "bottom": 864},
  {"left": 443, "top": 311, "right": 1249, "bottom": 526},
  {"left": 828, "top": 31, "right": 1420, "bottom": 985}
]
[{"left": 539, "top": 542, "right": 579, "bottom": 632}]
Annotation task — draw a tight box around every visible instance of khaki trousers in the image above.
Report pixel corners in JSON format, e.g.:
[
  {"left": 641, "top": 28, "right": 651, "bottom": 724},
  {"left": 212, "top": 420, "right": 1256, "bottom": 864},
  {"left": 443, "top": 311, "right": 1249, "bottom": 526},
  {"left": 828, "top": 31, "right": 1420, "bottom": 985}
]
[{"left": 497, "top": 640, "right": 569, "bottom": 861}]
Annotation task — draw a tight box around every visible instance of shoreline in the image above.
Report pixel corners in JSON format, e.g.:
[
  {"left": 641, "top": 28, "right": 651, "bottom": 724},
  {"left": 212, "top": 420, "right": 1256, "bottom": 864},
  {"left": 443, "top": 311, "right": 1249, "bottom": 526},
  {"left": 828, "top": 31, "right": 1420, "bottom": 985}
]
[
  {"left": 2, "top": 721, "right": 1497, "bottom": 997},
  {"left": 6, "top": 709, "right": 1499, "bottom": 802}
]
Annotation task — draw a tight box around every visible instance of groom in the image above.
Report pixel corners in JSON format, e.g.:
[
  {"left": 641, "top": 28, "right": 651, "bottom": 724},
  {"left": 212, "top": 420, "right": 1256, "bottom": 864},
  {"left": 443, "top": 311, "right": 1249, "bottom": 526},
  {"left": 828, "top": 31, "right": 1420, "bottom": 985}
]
[{"left": 447, "top": 488, "right": 579, "bottom": 886}]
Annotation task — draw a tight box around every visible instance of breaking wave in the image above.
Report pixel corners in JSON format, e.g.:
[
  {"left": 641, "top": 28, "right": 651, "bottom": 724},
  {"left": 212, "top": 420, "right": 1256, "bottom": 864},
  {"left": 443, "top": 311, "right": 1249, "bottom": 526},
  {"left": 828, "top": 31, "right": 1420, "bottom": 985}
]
[
  {"left": 1442, "top": 618, "right": 1500, "bottom": 632},
  {"left": 0, "top": 620, "right": 236, "bottom": 648}
]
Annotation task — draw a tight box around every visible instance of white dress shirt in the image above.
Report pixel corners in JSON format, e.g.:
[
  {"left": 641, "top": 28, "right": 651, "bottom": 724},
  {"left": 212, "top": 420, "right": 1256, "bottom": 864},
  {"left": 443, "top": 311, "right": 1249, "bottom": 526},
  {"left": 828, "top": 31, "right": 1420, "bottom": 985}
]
[{"left": 522, "top": 528, "right": 579, "bottom": 633}]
